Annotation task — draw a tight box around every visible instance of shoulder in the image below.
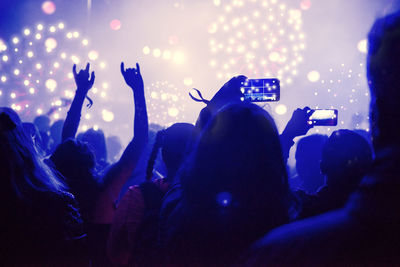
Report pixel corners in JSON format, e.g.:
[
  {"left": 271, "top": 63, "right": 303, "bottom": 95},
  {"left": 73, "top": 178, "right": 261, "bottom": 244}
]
[{"left": 247, "top": 209, "right": 353, "bottom": 265}]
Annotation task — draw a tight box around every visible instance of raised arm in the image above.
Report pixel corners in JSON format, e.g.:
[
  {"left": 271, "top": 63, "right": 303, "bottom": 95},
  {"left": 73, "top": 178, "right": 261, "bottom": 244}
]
[
  {"left": 93, "top": 62, "right": 148, "bottom": 224},
  {"left": 280, "top": 107, "right": 313, "bottom": 163},
  {"left": 62, "top": 63, "right": 95, "bottom": 142}
]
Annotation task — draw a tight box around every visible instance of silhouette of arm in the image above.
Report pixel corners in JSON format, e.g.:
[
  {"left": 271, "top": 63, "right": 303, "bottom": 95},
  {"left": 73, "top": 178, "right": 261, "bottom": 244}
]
[
  {"left": 280, "top": 107, "right": 313, "bottom": 162},
  {"left": 93, "top": 62, "right": 148, "bottom": 224},
  {"left": 62, "top": 63, "right": 95, "bottom": 142}
]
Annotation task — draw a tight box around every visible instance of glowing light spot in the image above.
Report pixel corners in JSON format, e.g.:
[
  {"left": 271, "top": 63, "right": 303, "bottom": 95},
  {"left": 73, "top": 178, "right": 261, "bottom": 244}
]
[
  {"left": 216, "top": 192, "right": 232, "bottom": 207},
  {"left": 168, "top": 107, "right": 179, "bottom": 117},
  {"left": 49, "top": 26, "right": 56, "bottom": 32},
  {"left": 45, "top": 79, "right": 57, "bottom": 91},
  {"left": 2, "top": 55, "right": 8, "bottom": 62},
  {"left": 10, "top": 92, "right": 16, "bottom": 99},
  {"left": 45, "top": 37, "right": 57, "bottom": 50},
  {"left": 14, "top": 69, "right": 20, "bottom": 75},
  {"left": 29, "top": 87, "right": 35, "bottom": 94},
  {"left": 357, "top": 39, "right": 368, "bottom": 54},
  {"left": 143, "top": 46, "right": 150, "bottom": 55},
  {"left": 163, "top": 50, "right": 172, "bottom": 60},
  {"left": 53, "top": 113, "right": 59, "bottom": 119},
  {"left": 173, "top": 51, "right": 185, "bottom": 64},
  {"left": 93, "top": 125, "right": 99, "bottom": 131},
  {"left": 36, "top": 108, "right": 43, "bottom": 114},
  {"left": 110, "top": 19, "right": 122, "bottom": 30},
  {"left": 100, "top": 62, "right": 106, "bottom": 68},
  {"left": 71, "top": 55, "right": 80, "bottom": 64},
  {"left": 300, "top": 0, "right": 311, "bottom": 10},
  {"left": 58, "top": 22, "right": 65, "bottom": 29},
  {"left": 66, "top": 32, "right": 73, "bottom": 39},
  {"left": 213, "top": 0, "right": 221, "bottom": 6},
  {"left": 27, "top": 51, "right": 34, "bottom": 58},
  {"left": 307, "top": 70, "right": 320, "bottom": 82},
  {"left": 60, "top": 52, "right": 67, "bottom": 59},
  {"left": 88, "top": 50, "right": 99, "bottom": 60},
  {"left": 35, "top": 33, "right": 42, "bottom": 40},
  {"left": 24, "top": 29, "right": 31, "bottom": 35},
  {"left": 153, "top": 49, "right": 161, "bottom": 58},
  {"left": 102, "top": 109, "right": 114, "bottom": 122},
  {"left": 42, "top": 1, "right": 56, "bottom": 14},
  {"left": 12, "top": 37, "right": 19, "bottom": 44},
  {"left": 275, "top": 104, "right": 287, "bottom": 115},
  {"left": 82, "top": 39, "right": 89, "bottom": 46},
  {"left": 102, "top": 83, "right": 109, "bottom": 89},
  {"left": 23, "top": 80, "right": 30, "bottom": 86},
  {"left": 269, "top": 52, "right": 280, "bottom": 62},
  {"left": 73, "top": 31, "right": 79, "bottom": 38},
  {"left": 36, "top": 63, "right": 42, "bottom": 69},
  {"left": 183, "top": 77, "right": 193, "bottom": 86},
  {"left": 1, "top": 76, "right": 6, "bottom": 82},
  {"left": 53, "top": 62, "right": 60, "bottom": 68}
]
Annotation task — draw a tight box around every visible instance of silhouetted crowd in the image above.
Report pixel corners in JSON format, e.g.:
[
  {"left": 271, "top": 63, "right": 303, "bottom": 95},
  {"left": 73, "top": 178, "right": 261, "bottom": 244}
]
[{"left": 1, "top": 10, "right": 400, "bottom": 266}]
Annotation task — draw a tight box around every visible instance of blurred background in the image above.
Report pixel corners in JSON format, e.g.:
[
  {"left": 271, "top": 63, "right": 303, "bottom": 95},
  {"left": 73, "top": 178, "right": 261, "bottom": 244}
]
[{"left": 0, "top": 0, "right": 398, "bottom": 146}]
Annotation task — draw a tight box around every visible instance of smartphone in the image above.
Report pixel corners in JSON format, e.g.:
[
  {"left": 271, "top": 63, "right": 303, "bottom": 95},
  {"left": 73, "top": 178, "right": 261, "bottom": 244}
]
[
  {"left": 240, "top": 78, "right": 280, "bottom": 102},
  {"left": 307, "top": 109, "right": 338, "bottom": 126}
]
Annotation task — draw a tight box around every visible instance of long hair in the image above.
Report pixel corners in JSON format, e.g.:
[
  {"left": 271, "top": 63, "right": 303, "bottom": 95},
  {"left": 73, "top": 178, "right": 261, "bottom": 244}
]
[
  {"left": 170, "top": 103, "right": 291, "bottom": 263},
  {"left": 0, "top": 108, "right": 66, "bottom": 201}
]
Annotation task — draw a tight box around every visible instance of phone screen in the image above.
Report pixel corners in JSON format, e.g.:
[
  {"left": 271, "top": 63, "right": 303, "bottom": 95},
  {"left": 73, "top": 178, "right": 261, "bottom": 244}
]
[
  {"left": 307, "top": 109, "right": 338, "bottom": 126},
  {"left": 240, "top": 78, "right": 280, "bottom": 102}
]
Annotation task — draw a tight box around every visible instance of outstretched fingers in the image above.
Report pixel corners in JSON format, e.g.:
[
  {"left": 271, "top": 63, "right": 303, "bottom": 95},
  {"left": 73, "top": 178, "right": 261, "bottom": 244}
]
[
  {"left": 85, "top": 63, "right": 90, "bottom": 73},
  {"left": 136, "top": 63, "right": 141, "bottom": 75},
  {"left": 121, "top": 62, "right": 125, "bottom": 75},
  {"left": 73, "top": 64, "right": 78, "bottom": 77}
]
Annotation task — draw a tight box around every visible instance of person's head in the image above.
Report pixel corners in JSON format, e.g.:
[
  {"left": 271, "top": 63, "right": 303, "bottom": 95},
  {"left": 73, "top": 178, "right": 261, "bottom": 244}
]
[
  {"left": 80, "top": 128, "right": 108, "bottom": 164},
  {"left": 320, "top": 130, "right": 373, "bottom": 188},
  {"left": 33, "top": 115, "right": 51, "bottom": 133},
  {"left": 367, "top": 10, "right": 400, "bottom": 149},
  {"left": 0, "top": 107, "right": 65, "bottom": 200},
  {"left": 146, "top": 123, "right": 195, "bottom": 182},
  {"left": 50, "top": 139, "right": 96, "bottom": 181},
  {"left": 181, "top": 102, "right": 289, "bottom": 227},
  {"left": 295, "top": 134, "right": 328, "bottom": 193},
  {"left": 49, "top": 119, "right": 64, "bottom": 146}
]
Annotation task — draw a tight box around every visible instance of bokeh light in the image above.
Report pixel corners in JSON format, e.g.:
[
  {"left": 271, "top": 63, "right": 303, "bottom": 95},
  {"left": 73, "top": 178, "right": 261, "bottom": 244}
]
[
  {"left": 0, "top": 22, "right": 110, "bottom": 127},
  {"left": 42, "top": 1, "right": 56, "bottom": 15},
  {"left": 110, "top": 19, "right": 122, "bottom": 31},
  {"left": 208, "top": 0, "right": 306, "bottom": 85},
  {"left": 146, "top": 81, "right": 187, "bottom": 126},
  {"left": 310, "top": 63, "right": 370, "bottom": 134}
]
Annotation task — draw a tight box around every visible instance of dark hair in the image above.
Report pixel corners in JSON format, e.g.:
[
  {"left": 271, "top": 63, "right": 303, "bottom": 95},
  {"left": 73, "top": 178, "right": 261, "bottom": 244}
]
[
  {"left": 321, "top": 129, "right": 373, "bottom": 186},
  {"left": 168, "top": 103, "right": 290, "bottom": 263},
  {"left": 367, "top": 10, "right": 400, "bottom": 149},
  {"left": 146, "top": 130, "right": 164, "bottom": 181},
  {"left": 81, "top": 128, "right": 108, "bottom": 164},
  {"left": 145, "top": 123, "right": 195, "bottom": 182},
  {"left": 0, "top": 107, "right": 66, "bottom": 200}
]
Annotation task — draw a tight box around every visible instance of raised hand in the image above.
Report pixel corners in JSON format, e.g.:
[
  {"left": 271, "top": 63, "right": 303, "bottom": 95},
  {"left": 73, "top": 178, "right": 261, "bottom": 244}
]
[
  {"left": 283, "top": 107, "right": 314, "bottom": 139},
  {"left": 73, "top": 63, "right": 95, "bottom": 93},
  {"left": 121, "top": 62, "right": 144, "bottom": 94}
]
